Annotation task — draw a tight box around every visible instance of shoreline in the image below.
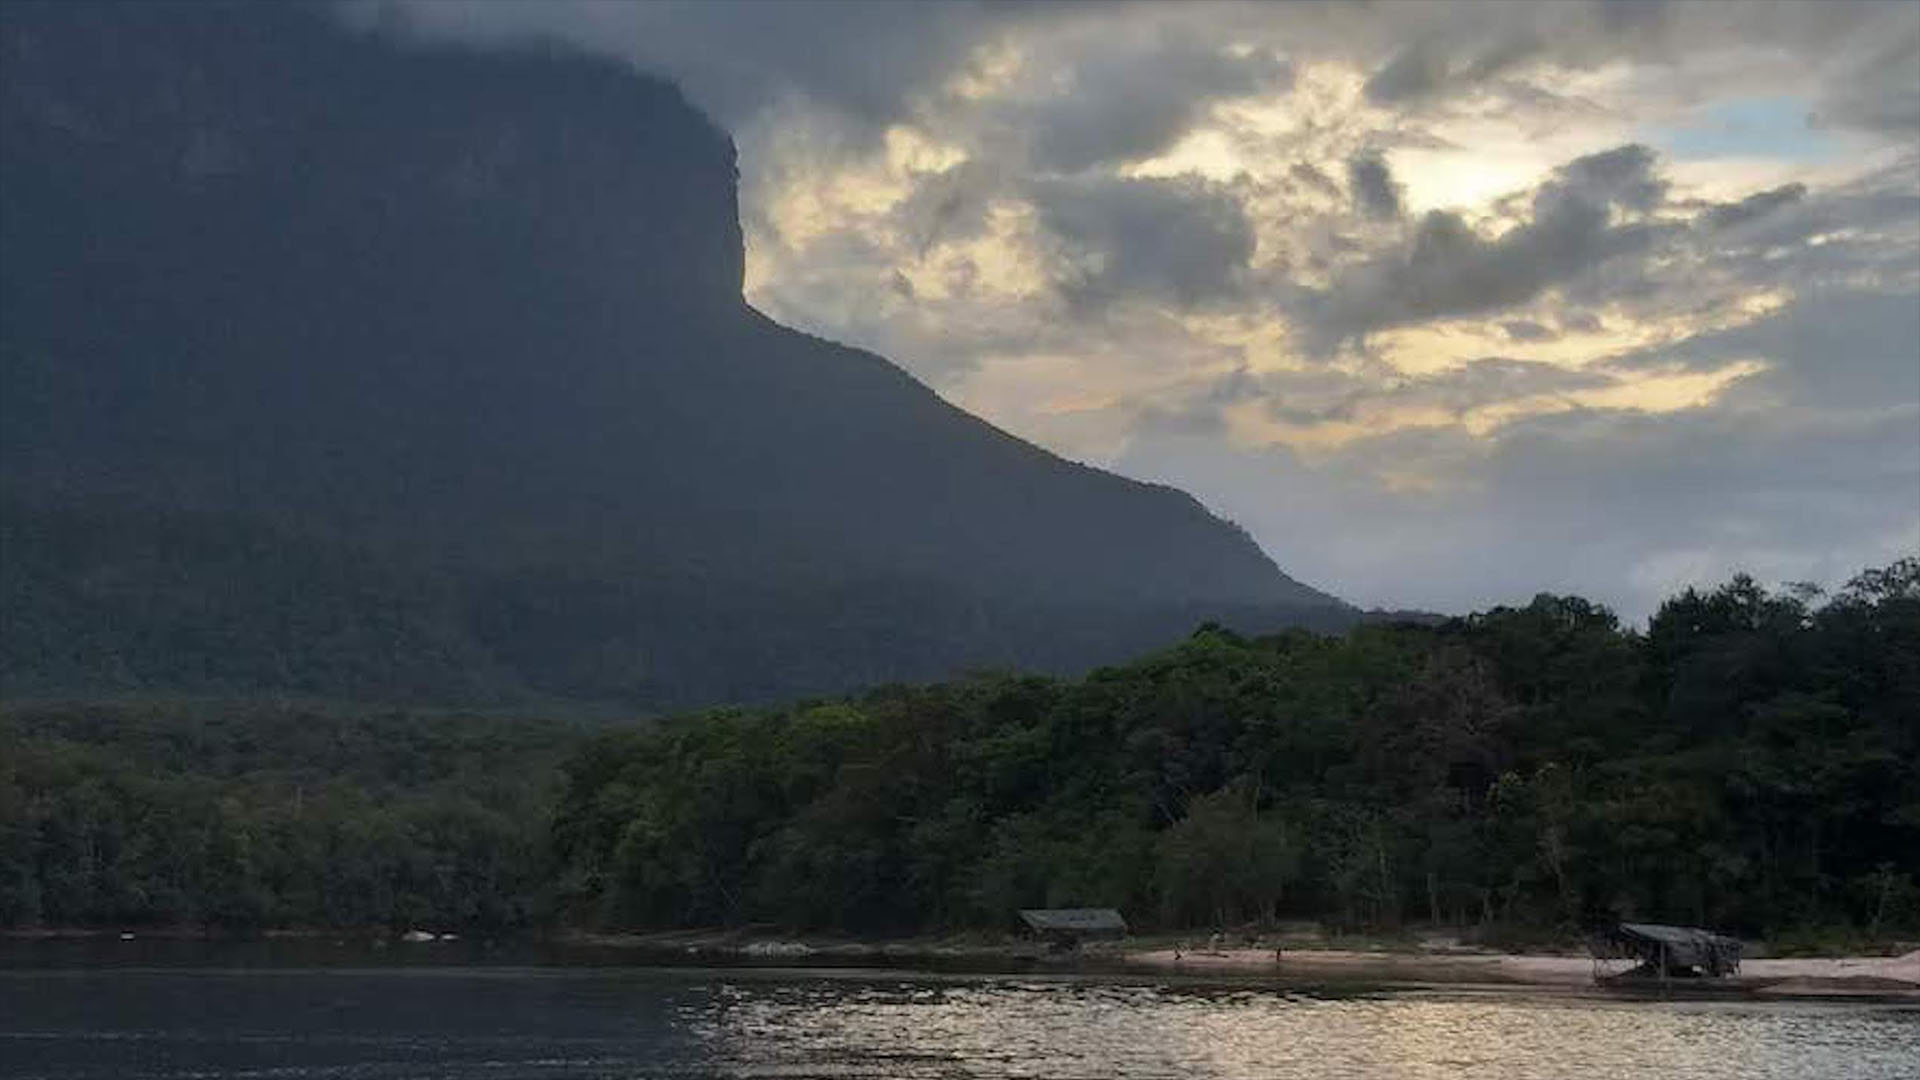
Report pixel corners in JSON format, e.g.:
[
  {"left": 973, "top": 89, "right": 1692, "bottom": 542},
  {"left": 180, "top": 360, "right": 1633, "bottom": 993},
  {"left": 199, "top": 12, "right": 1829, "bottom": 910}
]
[
  {"left": 9, "top": 927, "right": 1918, "bottom": 999},
  {"left": 558, "top": 930, "right": 1920, "bottom": 998},
  {"left": 1117, "top": 945, "right": 1920, "bottom": 998}
]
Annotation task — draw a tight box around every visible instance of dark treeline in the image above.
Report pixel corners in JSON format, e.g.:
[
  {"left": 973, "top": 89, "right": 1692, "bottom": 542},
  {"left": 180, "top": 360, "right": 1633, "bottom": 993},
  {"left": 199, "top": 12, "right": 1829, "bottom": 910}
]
[
  {"left": 3, "top": 563, "right": 1916, "bottom": 941},
  {"left": 551, "top": 562, "right": 1919, "bottom": 940},
  {"left": 0, "top": 703, "right": 582, "bottom": 931}
]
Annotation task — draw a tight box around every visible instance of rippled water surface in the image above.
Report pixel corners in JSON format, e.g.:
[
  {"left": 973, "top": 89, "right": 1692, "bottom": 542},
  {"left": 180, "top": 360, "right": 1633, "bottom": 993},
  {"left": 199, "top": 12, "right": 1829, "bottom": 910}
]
[{"left": 3, "top": 964, "right": 1916, "bottom": 1079}]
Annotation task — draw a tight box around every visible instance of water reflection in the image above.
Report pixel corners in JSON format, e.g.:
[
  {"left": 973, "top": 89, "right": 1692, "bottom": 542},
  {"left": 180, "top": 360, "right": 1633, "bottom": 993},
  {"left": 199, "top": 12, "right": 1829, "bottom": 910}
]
[
  {"left": 1, "top": 963, "right": 1915, "bottom": 1079},
  {"left": 689, "top": 978, "right": 1920, "bottom": 1080}
]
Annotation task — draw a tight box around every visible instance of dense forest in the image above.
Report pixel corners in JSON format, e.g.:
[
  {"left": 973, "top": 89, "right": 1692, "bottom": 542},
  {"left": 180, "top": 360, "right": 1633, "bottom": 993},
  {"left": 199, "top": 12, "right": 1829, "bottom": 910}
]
[
  {"left": 0, "top": 704, "right": 580, "bottom": 931},
  {"left": 3, "top": 563, "right": 1915, "bottom": 942}
]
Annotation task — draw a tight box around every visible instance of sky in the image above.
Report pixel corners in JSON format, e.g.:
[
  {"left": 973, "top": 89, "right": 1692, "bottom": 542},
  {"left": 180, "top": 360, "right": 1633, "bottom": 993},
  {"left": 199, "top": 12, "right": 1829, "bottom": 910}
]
[{"left": 369, "top": 0, "right": 1919, "bottom": 622}]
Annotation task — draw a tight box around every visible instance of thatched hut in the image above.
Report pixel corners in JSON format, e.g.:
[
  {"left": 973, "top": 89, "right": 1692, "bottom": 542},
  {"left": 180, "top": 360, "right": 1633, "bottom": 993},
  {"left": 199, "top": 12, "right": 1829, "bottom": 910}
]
[
  {"left": 1592, "top": 922, "right": 1743, "bottom": 977},
  {"left": 1018, "top": 908, "right": 1128, "bottom": 950}
]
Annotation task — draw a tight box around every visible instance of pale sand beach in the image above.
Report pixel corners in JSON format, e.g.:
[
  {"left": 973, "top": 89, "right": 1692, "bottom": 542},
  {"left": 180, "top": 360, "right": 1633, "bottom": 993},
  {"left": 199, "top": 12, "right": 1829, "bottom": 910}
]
[
  {"left": 1123, "top": 946, "right": 1920, "bottom": 995},
  {"left": 565, "top": 928, "right": 1920, "bottom": 997}
]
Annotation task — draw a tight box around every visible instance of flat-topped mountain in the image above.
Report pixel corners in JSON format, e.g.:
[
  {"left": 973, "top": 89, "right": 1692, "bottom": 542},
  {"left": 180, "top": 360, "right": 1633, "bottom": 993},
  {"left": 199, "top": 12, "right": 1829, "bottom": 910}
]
[{"left": 0, "top": 2, "right": 1350, "bottom": 705}]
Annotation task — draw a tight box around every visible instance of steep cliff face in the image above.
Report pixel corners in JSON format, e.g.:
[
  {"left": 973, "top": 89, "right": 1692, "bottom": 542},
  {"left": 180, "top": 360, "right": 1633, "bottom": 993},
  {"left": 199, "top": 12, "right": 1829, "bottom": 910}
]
[{"left": 0, "top": 3, "right": 1350, "bottom": 705}]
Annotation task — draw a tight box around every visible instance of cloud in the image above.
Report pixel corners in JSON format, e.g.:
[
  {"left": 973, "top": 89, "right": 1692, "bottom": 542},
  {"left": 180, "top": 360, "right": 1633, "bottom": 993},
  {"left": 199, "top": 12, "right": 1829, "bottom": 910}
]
[
  {"left": 889, "top": 158, "right": 1005, "bottom": 255},
  {"left": 1363, "top": 41, "right": 1451, "bottom": 105},
  {"left": 1030, "top": 174, "right": 1255, "bottom": 309},
  {"left": 1289, "top": 161, "right": 1344, "bottom": 200},
  {"left": 1346, "top": 149, "right": 1402, "bottom": 220},
  {"left": 1358, "top": 32, "right": 1548, "bottom": 107},
  {"left": 1242, "top": 356, "right": 1618, "bottom": 431},
  {"left": 1502, "top": 320, "right": 1557, "bottom": 342},
  {"left": 368, "top": 1, "right": 1920, "bottom": 145},
  {"left": 1698, "top": 182, "right": 1807, "bottom": 231},
  {"left": 1296, "top": 144, "right": 1677, "bottom": 351},
  {"left": 1610, "top": 290, "right": 1920, "bottom": 409},
  {"left": 1117, "top": 388, "right": 1918, "bottom": 621},
  {"left": 1016, "top": 32, "right": 1292, "bottom": 174},
  {"left": 1557, "top": 143, "right": 1667, "bottom": 211},
  {"left": 357, "top": 0, "right": 1037, "bottom": 130},
  {"left": 1810, "top": 34, "right": 1920, "bottom": 134}
]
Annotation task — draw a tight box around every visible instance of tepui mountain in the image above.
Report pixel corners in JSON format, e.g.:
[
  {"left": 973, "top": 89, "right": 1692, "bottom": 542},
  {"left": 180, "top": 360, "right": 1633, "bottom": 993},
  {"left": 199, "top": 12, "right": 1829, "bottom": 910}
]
[{"left": 0, "top": 3, "right": 1352, "bottom": 706}]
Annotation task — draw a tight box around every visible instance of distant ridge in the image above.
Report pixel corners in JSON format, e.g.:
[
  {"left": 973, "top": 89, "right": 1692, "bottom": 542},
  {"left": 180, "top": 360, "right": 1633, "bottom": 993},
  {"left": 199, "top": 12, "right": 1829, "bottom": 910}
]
[{"left": 0, "top": 2, "right": 1353, "bottom": 706}]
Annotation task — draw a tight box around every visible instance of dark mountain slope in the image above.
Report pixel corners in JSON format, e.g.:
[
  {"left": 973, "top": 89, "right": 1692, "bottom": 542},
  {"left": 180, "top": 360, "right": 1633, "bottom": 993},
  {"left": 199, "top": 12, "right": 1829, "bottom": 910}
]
[{"left": 0, "top": 3, "right": 1351, "bottom": 705}]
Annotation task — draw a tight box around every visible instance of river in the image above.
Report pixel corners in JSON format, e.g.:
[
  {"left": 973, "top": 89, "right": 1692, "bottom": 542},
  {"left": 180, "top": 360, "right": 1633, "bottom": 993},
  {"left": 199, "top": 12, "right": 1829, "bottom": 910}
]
[{"left": 3, "top": 949, "right": 1916, "bottom": 1078}]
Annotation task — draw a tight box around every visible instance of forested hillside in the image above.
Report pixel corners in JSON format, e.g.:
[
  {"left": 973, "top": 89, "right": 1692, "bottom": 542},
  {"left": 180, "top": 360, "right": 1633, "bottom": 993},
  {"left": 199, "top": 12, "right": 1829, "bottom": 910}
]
[{"left": 5, "top": 564, "right": 1914, "bottom": 940}]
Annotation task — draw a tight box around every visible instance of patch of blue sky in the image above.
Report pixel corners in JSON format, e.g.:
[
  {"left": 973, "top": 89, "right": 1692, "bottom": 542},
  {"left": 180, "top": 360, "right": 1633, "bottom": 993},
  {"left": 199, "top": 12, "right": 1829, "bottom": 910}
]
[{"left": 1646, "top": 96, "right": 1841, "bottom": 163}]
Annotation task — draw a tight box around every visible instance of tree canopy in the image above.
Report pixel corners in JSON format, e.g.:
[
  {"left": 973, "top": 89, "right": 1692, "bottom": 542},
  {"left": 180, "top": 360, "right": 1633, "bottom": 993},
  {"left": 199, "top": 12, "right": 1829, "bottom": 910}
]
[{"left": 4, "top": 562, "right": 1915, "bottom": 941}]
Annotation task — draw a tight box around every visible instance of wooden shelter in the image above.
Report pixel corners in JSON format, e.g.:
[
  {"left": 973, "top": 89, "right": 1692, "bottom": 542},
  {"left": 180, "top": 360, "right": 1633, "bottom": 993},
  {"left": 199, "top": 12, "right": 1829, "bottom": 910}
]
[
  {"left": 1592, "top": 922, "right": 1743, "bottom": 978},
  {"left": 1018, "top": 908, "right": 1128, "bottom": 949}
]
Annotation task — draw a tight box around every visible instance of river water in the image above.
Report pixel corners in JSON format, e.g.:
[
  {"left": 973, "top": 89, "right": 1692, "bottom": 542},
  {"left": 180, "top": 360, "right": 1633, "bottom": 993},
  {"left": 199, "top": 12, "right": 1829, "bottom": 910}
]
[{"left": 2, "top": 955, "right": 1916, "bottom": 1079}]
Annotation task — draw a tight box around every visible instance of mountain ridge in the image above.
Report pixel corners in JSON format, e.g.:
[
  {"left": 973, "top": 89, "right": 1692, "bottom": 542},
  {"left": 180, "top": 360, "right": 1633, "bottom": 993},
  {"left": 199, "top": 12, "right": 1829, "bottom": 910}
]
[{"left": 0, "top": 2, "right": 1352, "bottom": 706}]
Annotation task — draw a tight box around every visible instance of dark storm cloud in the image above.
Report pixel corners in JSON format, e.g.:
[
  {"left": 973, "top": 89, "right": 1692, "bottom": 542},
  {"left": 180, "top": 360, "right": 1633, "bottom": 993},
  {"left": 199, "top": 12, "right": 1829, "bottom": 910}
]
[
  {"left": 1557, "top": 143, "right": 1667, "bottom": 211},
  {"left": 1363, "top": 41, "right": 1449, "bottom": 105},
  {"left": 1297, "top": 144, "right": 1675, "bottom": 351},
  {"left": 1021, "top": 35, "right": 1291, "bottom": 173},
  {"left": 1699, "top": 182, "right": 1808, "bottom": 232},
  {"left": 357, "top": 0, "right": 1046, "bottom": 129},
  {"left": 1030, "top": 175, "right": 1254, "bottom": 309},
  {"left": 1608, "top": 290, "right": 1920, "bottom": 409},
  {"left": 1811, "top": 35, "right": 1920, "bottom": 134},
  {"left": 1343, "top": 2, "right": 1915, "bottom": 145},
  {"left": 1502, "top": 320, "right": 1557, "bottom": 342},
  {"left": 1361, "top": 32, "right": 1543, "bottom": 107},
  {"left": 1346, "top": 150, "right": 1401, "bottom": 220},
  {"left": 891, "top": 158, "right": 1004, "bottom": 255},
  {"left": 374, "top": 2, "right": 1920, "bottom": 147},
  {"left": 1657, "top": 166, "right": 1918, "bottom": 303}
]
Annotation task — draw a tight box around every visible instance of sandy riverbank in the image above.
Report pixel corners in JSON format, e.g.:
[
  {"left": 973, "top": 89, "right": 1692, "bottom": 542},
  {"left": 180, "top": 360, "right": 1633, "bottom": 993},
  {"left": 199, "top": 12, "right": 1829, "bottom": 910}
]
[
  {"left": 14, "top": 925, "right": 1917, "bottom": 998},
  {"left": 571, "top": 928, "right": 1920, "bottom": 996},
  {"left": 1122, "top": 945, "right": 1920, "bottom": 996}
]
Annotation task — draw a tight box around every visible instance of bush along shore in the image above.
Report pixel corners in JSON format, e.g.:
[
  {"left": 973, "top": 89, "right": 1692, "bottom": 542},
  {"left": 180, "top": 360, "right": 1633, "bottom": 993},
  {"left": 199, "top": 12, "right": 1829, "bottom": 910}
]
[{"left": 3, "top": 564, "right": 1916, "bottom": 973}]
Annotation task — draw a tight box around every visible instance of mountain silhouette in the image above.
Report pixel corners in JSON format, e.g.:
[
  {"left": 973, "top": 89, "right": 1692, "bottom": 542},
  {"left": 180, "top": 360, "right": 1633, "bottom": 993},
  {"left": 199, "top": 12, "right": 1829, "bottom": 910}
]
[{"left": 0, "top": 2, "right": 1351, "bottom": 706}]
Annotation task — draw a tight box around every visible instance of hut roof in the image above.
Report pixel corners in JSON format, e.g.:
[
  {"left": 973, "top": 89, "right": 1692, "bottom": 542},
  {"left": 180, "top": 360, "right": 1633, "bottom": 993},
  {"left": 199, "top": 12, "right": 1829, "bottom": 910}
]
[
  {"left": 1018, "top": 908, "right": 1128, "bottom": 934},
  {"left": 1614, "top": 922, "right": 1733, "bottom": 947},
  {"left": 1597, "top": 922, "right": 1743, "bottom": 975}
]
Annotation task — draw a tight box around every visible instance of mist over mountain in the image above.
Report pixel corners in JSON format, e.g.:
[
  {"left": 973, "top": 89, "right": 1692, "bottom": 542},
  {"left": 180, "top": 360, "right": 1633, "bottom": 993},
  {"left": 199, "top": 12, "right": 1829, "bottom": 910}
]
[{"left": 0, "top": 3, "right": 1350, "bottom": 706}]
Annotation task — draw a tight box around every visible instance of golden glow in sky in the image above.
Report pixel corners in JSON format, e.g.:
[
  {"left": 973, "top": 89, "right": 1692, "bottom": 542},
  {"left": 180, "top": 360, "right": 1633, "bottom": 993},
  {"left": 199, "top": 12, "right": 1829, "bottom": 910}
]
[{"left": 710, "top": 2, "right": 1920, "bottom": 617}]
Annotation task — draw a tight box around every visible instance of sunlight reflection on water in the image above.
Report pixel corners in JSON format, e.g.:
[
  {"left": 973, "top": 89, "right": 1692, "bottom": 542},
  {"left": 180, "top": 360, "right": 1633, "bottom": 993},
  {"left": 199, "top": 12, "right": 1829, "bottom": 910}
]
[
  {"left": 2, "top": 966, "right": 1916, "bottom": 1079},
  {"left": 689, "top": 979, "right": 1920, "bottom": 1080}
]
